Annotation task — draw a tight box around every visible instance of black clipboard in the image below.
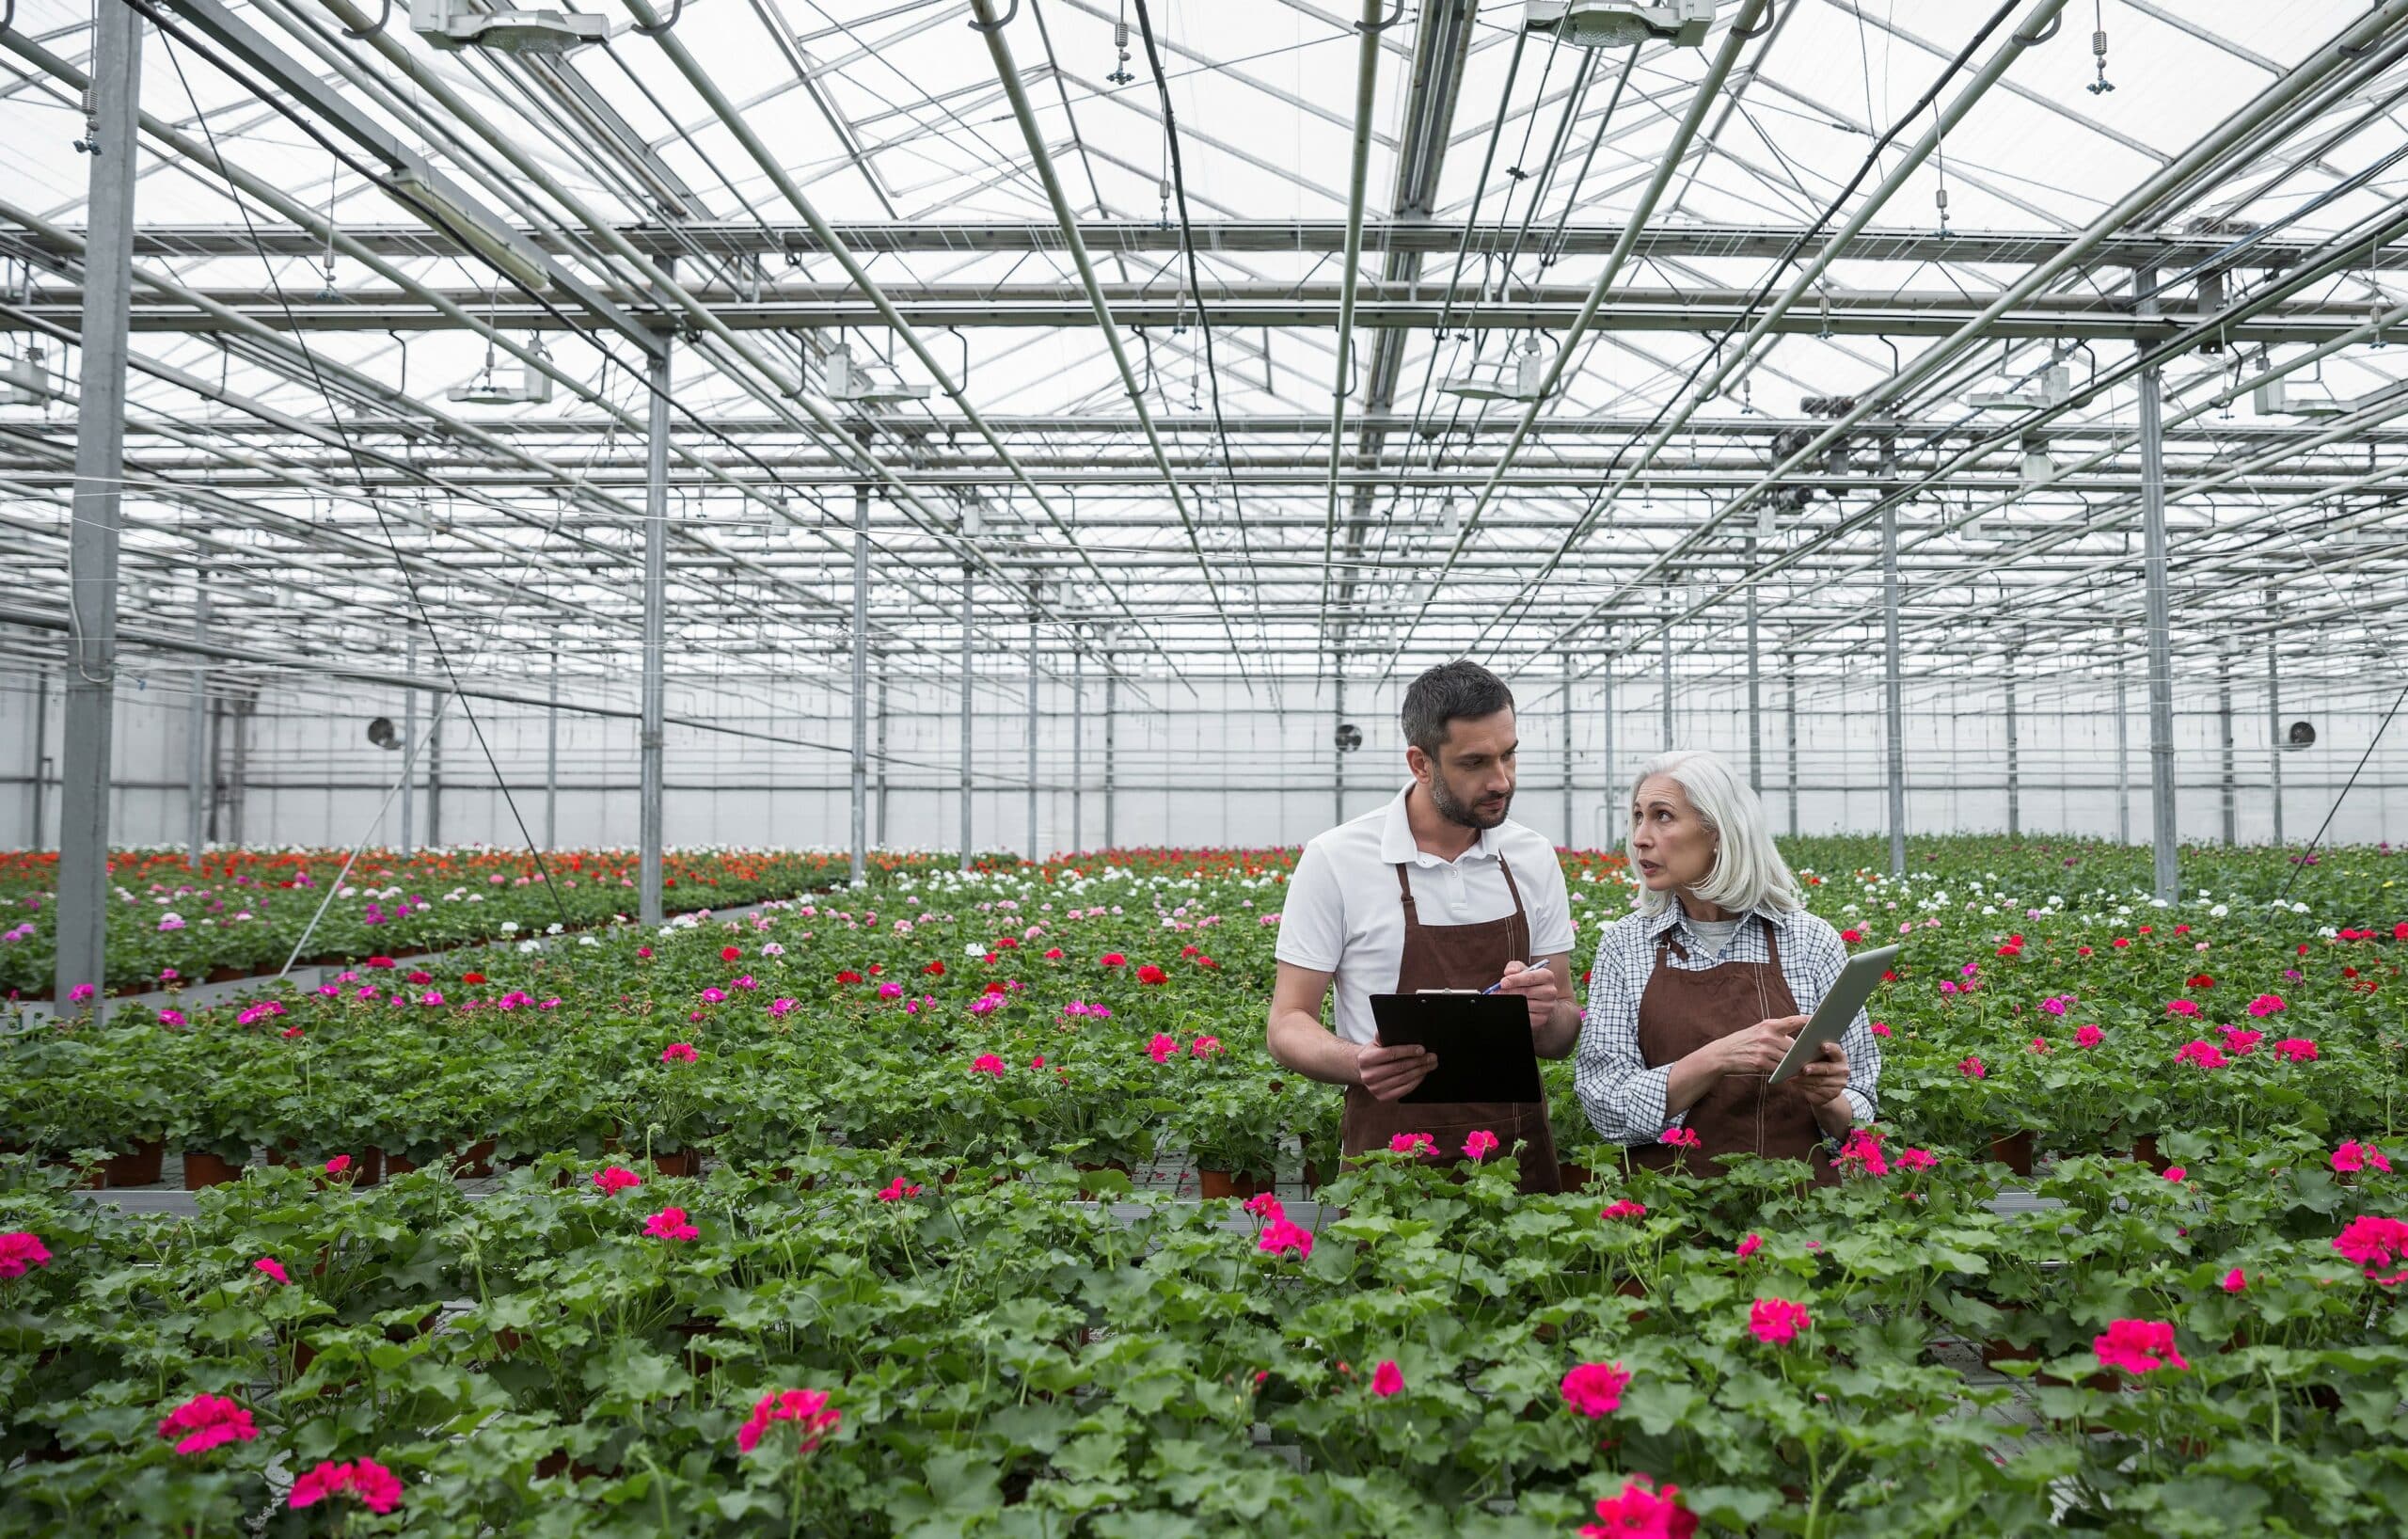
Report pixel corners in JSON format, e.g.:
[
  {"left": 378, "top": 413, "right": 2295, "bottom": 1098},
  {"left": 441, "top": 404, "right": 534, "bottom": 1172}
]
[{"left": 1369, "top": 992, "right": 1544, "bottom": 1104}]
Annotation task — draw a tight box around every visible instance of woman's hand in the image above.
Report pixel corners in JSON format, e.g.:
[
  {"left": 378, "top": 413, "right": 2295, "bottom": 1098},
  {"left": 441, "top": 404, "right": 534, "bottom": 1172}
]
[
  {"left": 1711, "top": 1015, "right": 1808, "bottom": 1076},
  {"left": 1794, "top": 1040, "right": 1851, "bottom": 1107}
]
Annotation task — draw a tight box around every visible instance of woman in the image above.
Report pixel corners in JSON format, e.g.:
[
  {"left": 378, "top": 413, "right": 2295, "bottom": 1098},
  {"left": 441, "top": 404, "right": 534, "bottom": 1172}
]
[{"left": 1573, "top": 751, "right": 1877, "bottom": 1178}]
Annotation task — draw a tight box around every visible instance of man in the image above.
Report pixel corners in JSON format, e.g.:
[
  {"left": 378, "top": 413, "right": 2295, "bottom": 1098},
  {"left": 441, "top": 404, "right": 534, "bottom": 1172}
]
[{"left": 1267, "top": 659, "right": 1579, "bottom": 1194}]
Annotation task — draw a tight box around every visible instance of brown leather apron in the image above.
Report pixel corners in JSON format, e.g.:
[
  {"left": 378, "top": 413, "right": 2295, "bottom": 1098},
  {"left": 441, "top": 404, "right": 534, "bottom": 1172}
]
[
  {"left": 1626, "top": 917, "right": 1835, "bottom": 1182},
  {"left": 1339, "top": 853, "right": 1561, "bottom": 1195}
]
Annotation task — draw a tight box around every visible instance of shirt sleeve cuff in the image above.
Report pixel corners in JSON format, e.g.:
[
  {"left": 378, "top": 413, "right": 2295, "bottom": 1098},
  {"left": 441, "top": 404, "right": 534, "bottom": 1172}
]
[
  {"left": 1612, "top": 1064, "right": 1674, "bottom": 1146},
  {"left": 1843, "top": 1087, "right": 1877, "bottom": 1126}
]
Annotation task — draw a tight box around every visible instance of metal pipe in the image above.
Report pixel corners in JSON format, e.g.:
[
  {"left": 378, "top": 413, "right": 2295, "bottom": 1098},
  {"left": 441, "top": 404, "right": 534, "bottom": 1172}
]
[
  {"left": 544, "top": 647, "right": 559, "bottom": 849},
  {"left": 1334, "top": 670, "right": 1347, "bottom": 827},
  {"left": 186, "top": 575, "right": 208, "bottom": 866},
  {"left": 639, "top": 330, "right": 671, "bottom": 926},
  {"left": 2266, "top": 616, "right": 2285, "bottom": 847},
  {"left": 53, "top": 0, "right": 139, "bottom": 1005},
  {"left": 1026, "top": 600, "right": 1039, "bottom": 862},
  {"left": 1071, "top": 642, "right": 1085, "bottom": 853},
  {"left": 958, "top": 563, "right": 974, "bottom": 870},
  {"left": 2218, "top": 647, "right": 2236, "bottom": 847},
  {"left": 1746, "top": 537, "right": 1762, "bottom": 794},
  {"left": 2004, "top": 649, "right": 2020, "bottom": 838},
  {"left": 1322, "top": 0, "right": 1389, "bottom": 595},
  {"left": 426, "top": 694, "right": 443, "bottom": 847},
  {"left": 1659, "top": 620, "right": 1672, "bottom": 751},
  {"left": 1560, "top": 652, "right": 1575, "bottom": 847},
  {"left": 876, "top": 660, "right": 890, "bottom": 849},
  {"left": 1883, "top": 501, "right": 1906, "bottom": 877},
  {"left": 1785, "top": 666, "right": 1799, "bottom": 835},
  {"left": 28, "top": 668, "right": 47, "bottom": 850},
  {"left": 402, "top": 625, "right": 418, "bottom": 852},
  {"left": 2115, "top": 625, "right": 2130, "bottom": 843},
  {"left": 1103, "top": 663, "right": 1117, "bottom": 849},
  {"left": 1601, "top": 629, "right": 1615, "bottom": 826},
  {"left": 849, "top": 450, "right": 869, "bottom": 886},
  {"left": 2140, "top": 348, "right": 2179, "bottom": 902}
]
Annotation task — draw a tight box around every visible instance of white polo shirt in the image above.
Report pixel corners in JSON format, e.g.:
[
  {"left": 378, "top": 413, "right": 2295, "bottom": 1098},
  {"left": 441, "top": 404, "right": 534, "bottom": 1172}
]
[{"left": 1275, "top": 785, "right": 1576, "bottom": 1045}]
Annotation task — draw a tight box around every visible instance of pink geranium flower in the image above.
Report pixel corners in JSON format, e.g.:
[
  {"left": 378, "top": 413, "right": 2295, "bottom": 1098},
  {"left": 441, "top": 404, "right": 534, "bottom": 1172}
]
[
  {"left": 1463, "top": 1130, "right": 1499, "bottom": 1163},
  {"left": 1957, "top": 1055, "right": 1986, "bottom": 1079},
  {"left": 1894, "top": 1148, "right": 1938, "bottom": 1171},
  {"left": 157, "top": 1393, "right": 258, "bottom": 1455},
  {"left": 2246, "top": 992, "right": 2286, "bottom": 1018},
  {"left": 2333, "top": 1141, "right": 2394, "bottom": 1175},
  {"left": 2074, "top": 1023, "right": 2104, "bottom": 1048},
  {"left": 876, "top": 1177, "right": 921, "bottom": 1202},
  {"left": 970, "top": 1054, "right": 1006, "bottom": 1077},
  {"left": 1749, "top": 1297, "right": 1812, "bottom": 1345},
  {"left": 2222, "top": 1267, "right": 2247, "bottom": 1293},
  {"left": 2093, "top": 1318, "right": 2189, "bottom": 1375},
  {"left": 254, "top": 1257, "right": 290, "bottom": 1284},
  {"left": 736, "top": 1388, "right": 840, "bottom": 1454},
  {"left": 593, "top": 1166, "right": 642, "bottom": 1195},
  {"left": 2334, "top": 1216, "right": 2408, "bottom": 1284},
  {"left": 1388, "top": 1133, "right": 1434, "bottom": 1156},
  {"left": 1735, "top": 1233, "right": 1764, "bottom": 1260},
  {"left": 2273, "top": 1037, "right": 2319, "bottom": 1061},
  {"left": 0, "top": 1231, "right": 53, "bottom": 1279},
  {"left": 2175, "top": 1039, "right": 2228, "bottom": 1070},
  {"left": 660, "top": 1042, "right": 698, "bottom": 1064},
  {"left": 323, "top": 1154, "right": 353, "bottom": 1178},
  {"left": 2162, "top": 1166, "right": 2188, "bottom": 1182},
  {"left": 1560, "top": 1360, "right": 1631, "bottom": 1418},
  {"left": 1148, "top": 1034, "right": 1180, "bottom": 1064},
  {"left": 1259, "top": 1217, "right": 1313, "bottom": 1260},
  {"left": 2029, "top": 1037, "right": 2050, "bottom": 1054},
  {"left": 1835, "top": 1127, "right": 1889, "bottom": 1177},
  {"left": 289, "top": 1458, "right": 404, "bottom": 1515},
  {"left": 1581, "top": 1475, "right": 1698, "bottom": 1539},
  {"left": 1658, "top": 1126, "right": 1702, "bottom": 1149},
  {"left": 643, "top": 1206, "right": 699, "bottom": 1242},
  {"left": 1189, "top": 1035, "right": 1223, "bottom": 1057},
  {"left": 1599, "top": 1199, "right": 1648, "bottom": 1221},
  {"left": 1243, "top": 1191, "right": 1284, "bottom": 1220},
  {"left": 2220, "top": 1027, "right": 2262, "bottom": 1055},
  {"left": 1370, "top": 1360, "right": 1404, "bottom": 1397},
  {"left": 2165, "top": 998, "right": 2201, "bottom": 1018}
]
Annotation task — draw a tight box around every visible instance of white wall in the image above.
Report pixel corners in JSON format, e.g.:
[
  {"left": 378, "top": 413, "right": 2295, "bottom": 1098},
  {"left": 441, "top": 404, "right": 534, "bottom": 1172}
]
[{"left": 3, "top": 637, "right": 2403, "bottom": 853}]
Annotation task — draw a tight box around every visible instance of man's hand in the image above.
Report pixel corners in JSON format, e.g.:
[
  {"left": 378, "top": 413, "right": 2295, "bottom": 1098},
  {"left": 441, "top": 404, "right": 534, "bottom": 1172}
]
[
  {"left": 1491, "top": 959, "right": 1559, "bottom": 1030},
  {"left": 1354, "top": 1041, "right": 1435, "bottom": 1103},
  {"left": 1793, "top": 1040, "right": 1850, "bottom": 1107},
  {"left": 1712, "top": 1015, "right": 1809, "bottom": 1076}
]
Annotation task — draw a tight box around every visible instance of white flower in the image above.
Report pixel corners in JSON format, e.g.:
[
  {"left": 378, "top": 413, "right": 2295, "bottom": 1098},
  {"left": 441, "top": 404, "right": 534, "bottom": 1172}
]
[
  {"left": 2209, "top": 903, "right": 2229, "bottom": 918},
  {"left": 578, "top": 935, "right": 600, "bottom": 947},
  {"left": 518, "top": 939, "right": 542, "bottom": 953},
  {"left": 499, "top": 921, "right": 520, "bottom": 935},
  {"left": 965, "top": 941, "right": 988, "bottom": 957},
  {"left": 547, "top": 922, "right": 563, "bottom": 935}
]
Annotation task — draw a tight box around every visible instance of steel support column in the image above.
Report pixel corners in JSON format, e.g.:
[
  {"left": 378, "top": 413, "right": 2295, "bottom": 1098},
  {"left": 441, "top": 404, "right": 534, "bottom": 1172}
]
[
  {"left": 2218, "top": 649, "right": 2236, "bottom": 847},
  {"left": 1785, "top": 668, "right": 1799, "bottom": 836},
  {"left": 544, "top": 648, "right": 559, "bottom": 849},
  {"left": 2004, "top": 651, "right": 2020, "bottom": 839},
  {"left": 28, "top": 670, "right": 47, "bottom": 850},
  {"left": 1561, "top": 655, "right": 1575, "bottom": 847},
  {"left": 53, "top": 0, "right": 141, "bottom": 1004},
  {"left": 1601, "top": 632, "right": 1616, "bottom": 816},
  {"left": 1334, "top": 671, "right": 1347, "bottom": 827},
  {"left": 876, "top": 661, "right": 890, "bottom": 849},
  {"left": 1659, "top": 623, "right": 1673, "bottom": 752},
  {"left": 638, "top": 333, "right": 671, "bottom": 926},
  {"left": 186, "top": 577, "right": 209, "bottom": 867},
  {"left": 849, "top": 457, "right": 869, "bottom": 886},
  {"left": 1071, "top": 643, "right": 1085, "bottom": 854},
  {"left": 426, "top": 704, "right": 444, "bottom": 848},
  {"left": 2266, "top": 619, "right": 2285, "bottom": 846},
  {"left": 1883, "top": 503, "right": 1906, "bottom": 877},
  {"left": 1745, "top": 539, "right": 1762, "bottom": 795},
  {"left": 1103, "top": 666, "right": 1117, "bottom": 849},
  {"left": 1025, "top": 603, "right": 1038, "bottom": 862},
  {"left": 958, "top": 564, "right": 974, "bottom": 871},
  {"left": 2139, "top": 352, "right": 2179, "bottom": 902},
  {"left": 401, "top": 626, "right": 417, "bottom": 852}
]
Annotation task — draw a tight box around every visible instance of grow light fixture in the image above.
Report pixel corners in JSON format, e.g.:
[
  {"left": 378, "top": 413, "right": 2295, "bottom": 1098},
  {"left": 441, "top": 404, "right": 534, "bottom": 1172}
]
[
  {"left": 1524, "top": 0, "right": 1714, "bottom": 48},
  {"left": 386, "top": 168, "right": 553, "bottom": 293},
  {"left": 2, "top": 346, "right": 46, "bottom": 405},
  {"left": 1966, "top": 388, "right": 2038, "bottom": 413},
  {"left": 2252, "top": 379, "right": 2348, "bottom": 419},
  {"left": 822, "top": 341, "right": 929, "bottom": 406},
  {"left": 1439, "top": 337, "right": 1550, "bottom": 403},
  {"left": 410, "top": 0, "right": 608, "bottom": 54},
  {"left": 447, "top": 341, "right": 554, "bottom": 405}
]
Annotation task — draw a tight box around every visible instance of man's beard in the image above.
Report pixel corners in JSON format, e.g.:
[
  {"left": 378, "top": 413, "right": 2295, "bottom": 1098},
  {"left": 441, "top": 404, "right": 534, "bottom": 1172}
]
[{"left": 1430, "top": 769, "right": 1511, "bottom": 830}]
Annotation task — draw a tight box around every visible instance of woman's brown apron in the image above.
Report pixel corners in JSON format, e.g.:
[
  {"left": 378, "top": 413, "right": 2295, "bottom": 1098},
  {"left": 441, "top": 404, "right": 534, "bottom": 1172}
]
[
  {"left": 1626, "top": 917, "right": 1834, "bottom": 1182},
  {"left": 1338, "top": 854, "right": 1561, "bottom": 1195}
]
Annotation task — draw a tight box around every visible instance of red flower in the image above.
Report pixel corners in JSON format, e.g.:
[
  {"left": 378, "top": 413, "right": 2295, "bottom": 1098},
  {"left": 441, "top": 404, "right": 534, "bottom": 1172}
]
[
  {"left": 366, "top": 956, "right": 395, "bottom": 969},
  {"left": 923, "top": 960, "right": 946, "bottom": 976},
  {"left": 1258, "top": 1217, "right": 1313, "bottom": 1259},
  {"left": 157, "top": 1393, "right": 259, "bottom": 1455},
  {"left": 1043, "top": 947, "right": 1065, "bottom": 960},
  {"left": 643, "top": 1206, "right": 699, "bottom": 1242},
  {"left": 1600, "top": 1198, "right": 1648, "bottom": 1221},
  {"left": 2075, "top": 1023, "right": 2105, "bottom": 1048},
  {"left": 1370, "top": 1360, "right": 1404, "bottom": 1397},
  {"left": 1581, "top": 1475, "right": 1698, "bottom": 1539},
  {"left": 2175, "top": 1039, "right": 2227, "bottom": 1070},
  {"left": 737, "top": 1388, "right": 840, "bottom": 1454},
  {"left": 996, "top": 935, "right": 1019, "bottom": 949},
  {"left": 983, "top": 980, "right": 1008, "bottom": 995},
  {"left": 406, "top": 970, "right": 434, "bottom": 986},
  {"left": 1100, "top": 952, "right": 1128, "bottom": 967},
  {"left": 1735, "top": 1233, "right": 1764, "bottom": 1260},
  {"left": 720, "top": 945, "right": 741, "bottom": 962},
  {"left": 2333, "top": 1215, "right": 2408, "bottom": 1283},
  {"left": 2164, "top": 998, "right": 2200, "bottom": 1018},
  {"left": 1560, "top": 1361, "right": 1631, "bottom": 1418},
  {"left": 2093, "top": 1318, "right": 2189, "bottom": 1375},
  {"left": 289, "top": 1458, "right": 404, "bottom": 1515},
  {"left": 2185, "top": 973, "right": 2215, "bottom": 990},
  {"left": 461, "top": 972, "right": 486, "bottom": 986},
  {"left": 593, "top": 1166, "right": 642, "bottom": 1194},
  {"left": 1389, "top": 1132, "right": 1435, "bottom": 1156},
  {"left": 971, "top": 1054, "right": 1006, "bottom": 1077},
  {"left": 1136, "top": 964, "right": 1169, "bottom": 985},
  {"left": 324, "top": 1154, "right": 353, "bottom": 1178},
  {"left": 1148, "top": 1034, "right": 1180, "bottom": 1063},
  {"left": 1957, "top": 1055, "right": 1986, "bottom": 1079},
  {"left": 2112, "top": 937, "right": 2131, "bottom": 949},
  {"left": 2273, "top": 1036, "right": 2318, "bottom": 1061},
  {"left": 2222, "top": 1267, "right": 2247, "bottom": 1293},
  {"left": 836, "top": 970, "right": 863, "bottom": 984},
  {"left": 660, "top": 1042, "right": 698, "bottom": 1064},
  {"left": 1839, "top": 928, "right": 1863, "bottom": 944},
  {"left": 876, "top": 1177, "right": 922, "bottom": 1202}
]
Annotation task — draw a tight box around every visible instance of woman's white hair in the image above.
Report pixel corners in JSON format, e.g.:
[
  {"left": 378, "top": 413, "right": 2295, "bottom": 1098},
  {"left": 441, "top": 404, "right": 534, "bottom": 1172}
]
[{"left": 1625, "top": 749, "right": 1801, "bottom": 918}]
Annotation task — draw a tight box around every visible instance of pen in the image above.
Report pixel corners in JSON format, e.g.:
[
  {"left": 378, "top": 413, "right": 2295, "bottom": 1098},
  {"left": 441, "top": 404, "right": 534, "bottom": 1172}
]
[{"left": 1481, "top": 960, "right": 1549, "bottom": 995}]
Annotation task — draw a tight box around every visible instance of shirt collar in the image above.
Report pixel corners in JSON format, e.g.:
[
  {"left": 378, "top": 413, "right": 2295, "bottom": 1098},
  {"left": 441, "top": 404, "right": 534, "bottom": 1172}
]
[
  {"left": 1378, "top": 784, "right": 1499, "bottom": 866},
  {"left": 1645, "top": 900, "right": 1792, "bottom": 940}
]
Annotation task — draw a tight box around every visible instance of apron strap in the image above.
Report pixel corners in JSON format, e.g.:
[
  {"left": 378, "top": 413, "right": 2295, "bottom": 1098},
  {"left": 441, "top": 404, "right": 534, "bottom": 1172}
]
[{"left": 1392, "top": 862, "right": 1418, "bottom": 918}]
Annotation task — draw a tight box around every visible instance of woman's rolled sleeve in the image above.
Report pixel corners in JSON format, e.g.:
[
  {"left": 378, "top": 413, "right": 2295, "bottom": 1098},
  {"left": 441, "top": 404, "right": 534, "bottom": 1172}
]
[{"left": 1573, "top": 918, "right": 1671, "bottom": 1145}]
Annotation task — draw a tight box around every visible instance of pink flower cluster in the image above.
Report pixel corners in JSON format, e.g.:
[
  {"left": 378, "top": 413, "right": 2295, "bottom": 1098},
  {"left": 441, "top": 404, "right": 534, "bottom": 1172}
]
[
  {"left": 1658, "top": 1126, "right": 1702, "bottom": 1149},
  {"left": 2074, "top": 1023, "right": 2105, "bottom": 1048},
  {"left": 1735, "top": 1233, "right": 1764, "bottom": 1260},
  {"left": 877, "top": 1177, "right": 922, "bottom": 1202},
  {"left": 1370, "top": 1360, "right": 1404, "bottom": 1397},
  {"left": 2175, "top": 1039, "right": 2228, "bottom": 1070},
  {"left": 1244, "top": 1192, "right": 1314, "bottom": 1261},
  {"left": 1599, "top": 1199, "right": 1648, "bottom": 1222},
  {"left": 1580, "top": 1475, "right": 1698, "bottom": 1539},
  {"left": 2333, "top": 1141, "right": 2393, "bottom": 1176},
  {"left": 1388, "top": 1132, "right": 1434, "bottom": 1156},
  {"left": 254, "top": 1257, "right": 290, "bottom": 1284},
  {"left": 1148, "top": 1034, "right": 1180, "bottom": 1064},
  {"left": 2273, "top": 1037, "right": 2319, "bottom": 1061},
  {"left": 2246, "top": 992, "right": 2287, "bottom": 1017},
  {"left": 0, "top": 1230, "right": 53, "bottom": 1279},
  {"left": 2333, "top": 1215, "right": 2408, "bottom": 1285},
  {"left": 970, "top": 1054, "right": 1006, "bottom": 1077},
  {"left": 1749, "top": 1297, "right": 1812, "bottom": 1345},
  {"left": 1559, "top": 1360, "right": 1631, "bottom": 1418},
  {"left": 2092, "top": 1318, "right": 2188, "bottom": 1375},
  {"left": 660, "top": 1042, "right": 698, "bottom": 1064},
  {"left": 643, "top": 1206, "right": 698, "bottom": 1242},
  {"left": 1463, "top": 1129, "right": 1499, "bottom": 1162},
  {"left": 736, "top": 1388, "right": 841, "bottom": 1454},
  {"left": 593, "top": 1166, "right": 642, "bottom": 1195},
  {"left": 157, "top": 1393, "right": 258, "bottom": 1455},
  {"left": 289, "top": 1457, "right": 404, "bottom": 1515}
]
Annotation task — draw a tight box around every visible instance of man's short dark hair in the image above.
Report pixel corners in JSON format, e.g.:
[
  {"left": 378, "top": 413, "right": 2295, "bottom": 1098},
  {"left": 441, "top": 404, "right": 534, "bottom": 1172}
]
[{"left": 1401, "top": 659, "right": 1514, "bottom": 757}]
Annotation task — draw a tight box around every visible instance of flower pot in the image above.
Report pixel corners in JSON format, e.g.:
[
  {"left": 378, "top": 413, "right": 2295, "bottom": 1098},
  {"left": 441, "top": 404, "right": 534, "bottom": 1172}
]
[
  {"left": 1197, "top": 1169, "right": 1266, "bottom": 1200},
  {"left": 101, "top": 1140, "right": 165, "bottom": 1188},
  {"left": 1301, "top": 1161, "right": 1324, "bottom": 1195},
  {"left": 183, "top": 1150, "right": 245, "bottom": 1189},
  {"left": 652, "top": 1150, "right": 704, "bottom": 1179},
  {"left": 1988, "top": 1130, "right": 2036, "bottom": 1178},
  {"left": 2128, "top": 1134, "right": 2169, "bottom": 1173},
  {"left": 1559, "top": 1161, "right": 1596, "bottom": 1191},
  {"left": 452, "top": 1139, "right": 498, "bottom": 1179},
  {"left": 267, "top": 1146, "right": 386, "bottom": 1187}
]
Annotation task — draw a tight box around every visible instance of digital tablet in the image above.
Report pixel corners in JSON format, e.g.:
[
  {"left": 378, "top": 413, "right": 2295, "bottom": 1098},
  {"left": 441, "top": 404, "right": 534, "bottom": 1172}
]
[
  {"left": 1766, "top": 944, "right": 1900, "bottom": 1087},
  {"left": 1369, "top": 992, "right": 1545, "bottom": 1104}
]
